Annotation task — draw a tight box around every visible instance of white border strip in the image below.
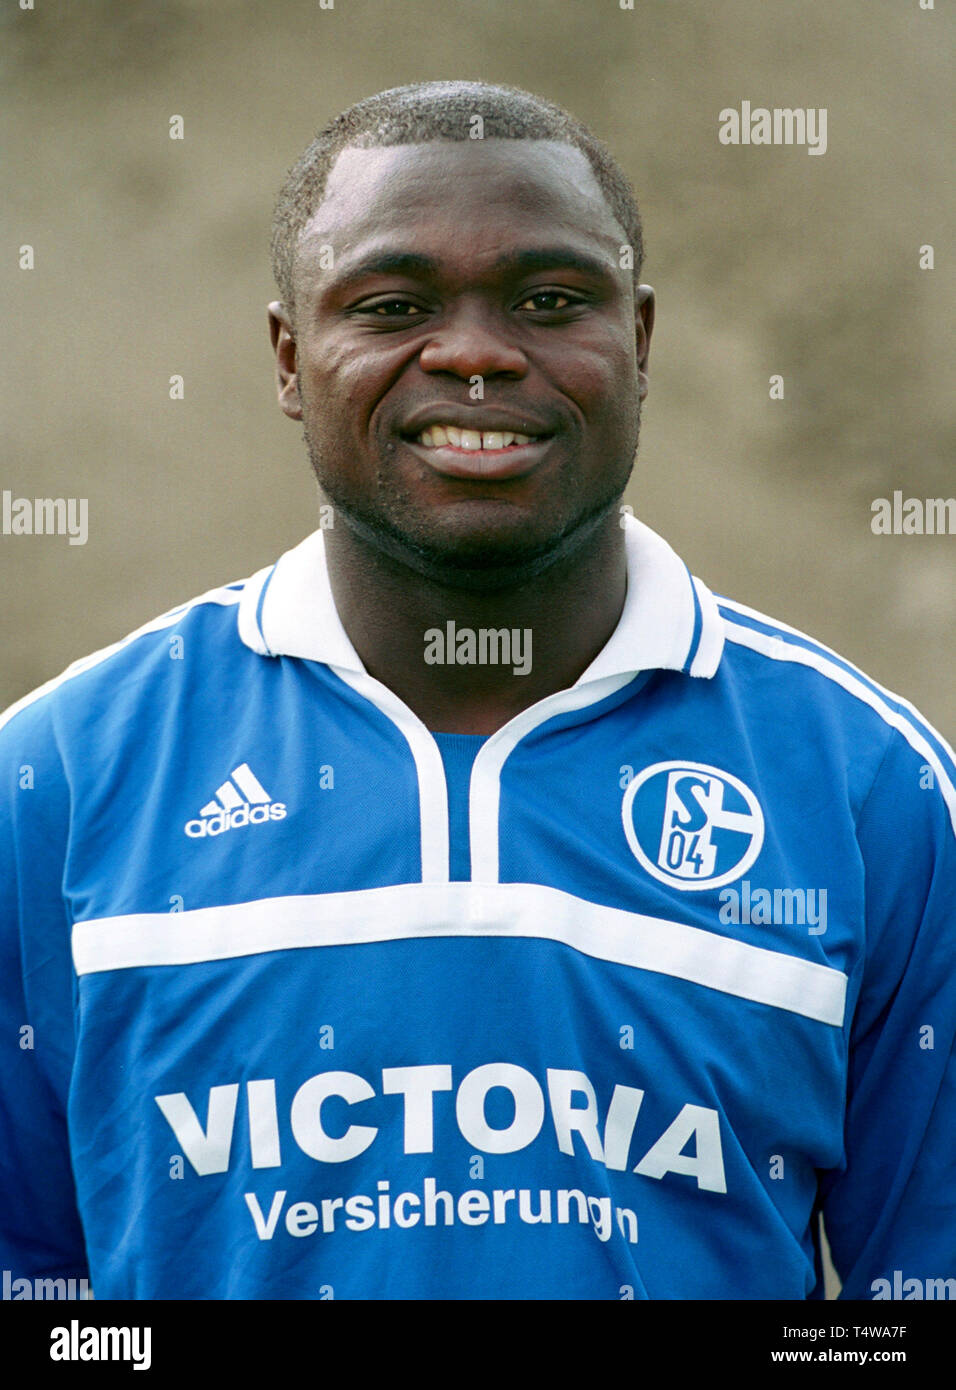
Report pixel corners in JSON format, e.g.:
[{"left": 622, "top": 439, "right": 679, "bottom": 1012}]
[
  {"left": 469, "top": 674, "right": 637, "bottom": 882},
  {"left": 718, "top": 596, "right": 956, "bottom": 766},
  {"left": 724, "top": 621, "right": 956, "bottom": 838},
  {"left": 331, "top": 670, "right": 450, "bottom": 883},
  {"left": 691, "top": 577, "right": 725, "bottom": 676},
  {"left": 0, "top": 586, "right": 242, "bottom": 736},
  {"left": 72, "top": 881, "right": 847, "bottom": 1026}
]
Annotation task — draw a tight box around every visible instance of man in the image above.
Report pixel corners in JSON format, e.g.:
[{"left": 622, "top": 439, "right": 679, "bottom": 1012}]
[{"left": 1, "top": 81, "right": 953, "bottom": 1301}]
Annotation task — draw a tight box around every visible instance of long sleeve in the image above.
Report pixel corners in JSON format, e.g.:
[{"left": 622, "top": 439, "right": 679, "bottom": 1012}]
[
  {"left": 821, "top": 725, "right": 956, "bottom": 1298},
  {"left": 0, "top": 693, "right": 89, "bottom": 1286}
]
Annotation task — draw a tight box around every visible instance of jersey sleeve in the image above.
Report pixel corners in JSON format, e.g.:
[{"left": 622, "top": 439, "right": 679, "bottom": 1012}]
[
  {"left": 0, "top": 694, "right": 89, "bottom": 1285},
  {"left": 819, "top": 720, "right": 956, "bottom": 1298}
]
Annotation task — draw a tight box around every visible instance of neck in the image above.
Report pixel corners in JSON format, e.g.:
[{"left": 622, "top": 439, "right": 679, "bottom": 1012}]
[{"left": 323, "top": 515, "right": 628, "bottom": 735}]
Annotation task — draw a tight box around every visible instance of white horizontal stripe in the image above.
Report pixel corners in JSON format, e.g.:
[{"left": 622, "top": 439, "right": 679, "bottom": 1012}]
[
  {"left": 72, "top": 882, "right": 847, "bottom": 1026},
  {"left": 724, "top": 621, "right": 956, "bottom": 839}
]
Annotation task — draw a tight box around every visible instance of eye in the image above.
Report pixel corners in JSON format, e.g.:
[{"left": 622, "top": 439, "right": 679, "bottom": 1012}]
[
  {"left": 367, "top": 299, "right": 424, "bottom": 317},
  {"left": 515, "top": 290, "right": 578, "bottom": 312}
]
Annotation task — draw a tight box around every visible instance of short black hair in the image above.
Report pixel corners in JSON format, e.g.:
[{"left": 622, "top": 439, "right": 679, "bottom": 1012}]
[{"left": 270, "top": 80, "right": 644, "bottom": 328}]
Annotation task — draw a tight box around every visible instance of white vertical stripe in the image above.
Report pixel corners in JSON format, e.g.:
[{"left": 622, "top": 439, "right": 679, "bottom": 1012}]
[
  {"left": 237, "top": 521, "right": 726, "bottom": 890},
  {"left": 691, "top": 578, "right": 726, "bottom": 676},
  {"left": 469, "top": 674, "right": 637, "bottom": 882},
  {"left": 235, "top": 565, "right": 274, "bottom": 655},
  {"left": 332, "top": 669, "right": 450, "bottom": 883}
]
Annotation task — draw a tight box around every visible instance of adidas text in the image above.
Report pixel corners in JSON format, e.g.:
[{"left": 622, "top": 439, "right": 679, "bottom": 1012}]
[{"left": 185, "top": 803, "right": 286, "bottom": 838}]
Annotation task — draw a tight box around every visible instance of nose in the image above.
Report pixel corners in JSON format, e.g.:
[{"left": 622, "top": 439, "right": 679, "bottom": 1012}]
[{"left": 417, "top": 302, "right": 528, "bottom": 381}]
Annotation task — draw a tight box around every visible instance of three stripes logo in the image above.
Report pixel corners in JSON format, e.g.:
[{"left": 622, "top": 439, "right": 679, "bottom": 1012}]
[{"left": 184, "top": 763, "right": 287, "bottom": 839}]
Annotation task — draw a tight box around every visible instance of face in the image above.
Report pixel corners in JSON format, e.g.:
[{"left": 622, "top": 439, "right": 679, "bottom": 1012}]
[{"left": 268, "top": 139, "right": 654, "bottom": 587}]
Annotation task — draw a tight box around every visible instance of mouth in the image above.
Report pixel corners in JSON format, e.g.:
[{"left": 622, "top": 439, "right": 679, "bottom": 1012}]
[{"left": 402, "top": 420, "right": 554, "bottom": 480}]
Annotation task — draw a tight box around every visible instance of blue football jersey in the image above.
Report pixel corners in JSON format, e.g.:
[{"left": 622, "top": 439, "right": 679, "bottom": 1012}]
[{"left": 1, "top": 514, "right": 953, "bottom": 1300}]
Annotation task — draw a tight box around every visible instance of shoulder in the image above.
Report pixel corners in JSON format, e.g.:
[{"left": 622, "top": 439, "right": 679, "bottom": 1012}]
[
  {"left": 710, "top": 590, "right": 956, "bottom": 833},
  {"left": 0, "top": 577, "right": 251, "bottom": 750}
]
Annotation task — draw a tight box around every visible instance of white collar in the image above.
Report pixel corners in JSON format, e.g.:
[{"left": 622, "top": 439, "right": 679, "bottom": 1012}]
[{"left": 237, "top": 512, "right": 724, "bottom": 683}]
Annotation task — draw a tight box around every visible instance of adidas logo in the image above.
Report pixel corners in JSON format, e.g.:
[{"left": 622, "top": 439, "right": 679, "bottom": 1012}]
[{"left": 184, "top": 763, "right": 287, "bottom": 839}]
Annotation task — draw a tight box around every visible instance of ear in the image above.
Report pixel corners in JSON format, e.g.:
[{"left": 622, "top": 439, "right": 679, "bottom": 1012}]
[
  {"left": 634, "top": 285, "right": 655, "bottom": 401},
  {"left": 267, "top": 301, "right": 302, "bottom": 421}
]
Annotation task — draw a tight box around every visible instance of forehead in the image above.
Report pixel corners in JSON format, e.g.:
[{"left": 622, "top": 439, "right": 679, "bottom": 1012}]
[{"left": 296, "top": 139, "right": 626, "bottom": 279}]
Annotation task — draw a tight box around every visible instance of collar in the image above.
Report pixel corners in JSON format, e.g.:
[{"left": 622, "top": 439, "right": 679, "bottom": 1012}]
[{"left": 237, "top": 512, "right": 724, "bottom": 683}]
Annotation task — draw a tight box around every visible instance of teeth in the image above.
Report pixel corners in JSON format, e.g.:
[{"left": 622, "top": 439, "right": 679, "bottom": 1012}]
[{"left": 415, "top": 424, "right": 539, "bottom": 449}]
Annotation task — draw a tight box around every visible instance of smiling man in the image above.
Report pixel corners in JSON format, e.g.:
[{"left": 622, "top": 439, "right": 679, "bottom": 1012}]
[
  {"left": 0, "top": 82, "right": 954, "bottom": 1303},
  {"left": 268, "top": 122, "right": 654, "bottom": 734}
]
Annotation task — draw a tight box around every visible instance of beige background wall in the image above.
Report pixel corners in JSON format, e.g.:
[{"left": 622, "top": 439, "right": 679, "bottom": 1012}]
[{"left": 3, "top": 0, "right": 953, "bottom": 740}]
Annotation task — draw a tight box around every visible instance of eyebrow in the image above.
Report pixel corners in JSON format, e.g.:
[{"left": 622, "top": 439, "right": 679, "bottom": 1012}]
[
  {"left": 494, "top": 247, "right": 614, "bottom": 279},
  {"left": 326, "top": 245, "right": 615, "bottom": 291}
]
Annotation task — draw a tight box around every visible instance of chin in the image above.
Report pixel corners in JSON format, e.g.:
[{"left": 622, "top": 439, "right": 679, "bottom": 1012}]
[{"left": 352, "top": 497, "right": 619, "bottom": 592}]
